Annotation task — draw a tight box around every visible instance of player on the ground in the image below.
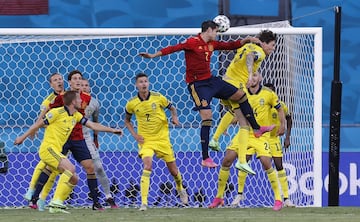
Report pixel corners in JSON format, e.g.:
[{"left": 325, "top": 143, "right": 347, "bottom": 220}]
[
  {"left": 208, "top": 30, "right": 277, "bottom": 174},
  {"left": 139, "top": 20, "right": 274, "bottom": 170},
  {"left": 24, "top": 72, "right": 65, "bottom": 210},
  {"left": 14, "top": 90, "right": 123, "bottom": 213},
  {"left": 263, "top": 82, "right": 295, "bottom": 207},
  {"left": 208, "top": 71, "right": 285, "bottom": 211},
  {"left": 81, "top": 78, "right": 118, "bottom": 208},
  {"left": 124, "top": 73, "right": 188, "bottom": 211}
]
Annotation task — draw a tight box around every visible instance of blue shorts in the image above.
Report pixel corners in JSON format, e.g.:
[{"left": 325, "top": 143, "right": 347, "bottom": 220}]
[
  {"left": 187, "top": 76, "right": 238, "bottom": 110},
  {"left": 62, "top": 139, "right": 92, "bottom": 163}
]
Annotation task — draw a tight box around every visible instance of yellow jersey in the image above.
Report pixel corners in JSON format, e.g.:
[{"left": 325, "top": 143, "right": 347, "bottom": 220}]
[
  {"left": 40, "top": 92, "right": 59, "bottom": 113},
  {"left": 270, "top": 101, "right": 289, "bottom": 138},
  {"left": 223, "top": 43, "right": 266, "bottom": 88},
  {"left": 40, "top": 106, "right": 85, "bottom": 152},
  {"left": 248, "top": 86, "right": 281, "bottom": 130},
  {"left": 125, "top": 91, "right": 172, "bottom": 141}
]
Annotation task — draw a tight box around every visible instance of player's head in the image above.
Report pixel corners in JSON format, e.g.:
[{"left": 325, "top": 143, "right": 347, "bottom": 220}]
[
  {"left": 249, "top": 71, "right": 263, "bottom": 88},
  {"left": 135, "top": 73, "right": 149, "bottom": 93},
  {"left": 81, "top": 78, "right": 91, "bottom": 93},
  {"left": 49, "top": 72, "right": 64, "bottom": 94},
  {"left": 201, "top": 20, "right": 219, "bottom": 41},
  {"left": 258, "top": 30, "right": 277, "bottom": 55},
  {"left": 63, "top": 90, "right": 81, "bottom": 109},
  {"left": 264, "top": 82, "right": 275, "bottom": 92},
  {"left": 68, "top": 70, "right": 83, "bottom": 91}
]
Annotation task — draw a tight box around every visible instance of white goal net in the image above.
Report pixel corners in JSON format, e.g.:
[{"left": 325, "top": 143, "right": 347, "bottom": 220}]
[{"left": 0, "top": 24, "right": 322, "bottom": 208}]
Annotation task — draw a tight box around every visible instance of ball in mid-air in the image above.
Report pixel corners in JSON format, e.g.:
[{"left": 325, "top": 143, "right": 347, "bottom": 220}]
[{"left": 213, "top": 15, "right": 230, "bottom": 33}]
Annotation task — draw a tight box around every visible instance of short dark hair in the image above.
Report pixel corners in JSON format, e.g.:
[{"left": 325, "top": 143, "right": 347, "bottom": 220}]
[
  {"left": 68, "top": 70, "right": 83, "bottom": 81},
  {"left": 201, "top": 20, "right": 218, "bottom": 32},
  {"left": 258, "top": 30, "right": 277, "bottom": 44},
  {"left": 135, "top": 72, "right": 148, "bottom": 81},
  {"left": 63, "top": 90, "right": 78, "bottom": 106},
  {"left": 264, "top": 82, "right": 275, "bottom": 91}
]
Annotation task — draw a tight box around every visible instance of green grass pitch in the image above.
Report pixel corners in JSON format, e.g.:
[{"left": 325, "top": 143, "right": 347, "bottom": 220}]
[{"left": 0, "top": 207, "right": 359, "bottom": 222}]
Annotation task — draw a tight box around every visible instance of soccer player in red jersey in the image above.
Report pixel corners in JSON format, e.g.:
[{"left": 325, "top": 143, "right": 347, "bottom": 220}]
[{"left": 139, "top": 20, "right": 274, "bottom": 170}]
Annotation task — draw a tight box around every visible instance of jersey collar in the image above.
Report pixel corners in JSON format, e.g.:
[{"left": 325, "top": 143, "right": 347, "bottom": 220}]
[
  {"left": 138, "top": 92, "right": 150, "bottom": 101},
  {"left": 247, "top": 85, "right": 262, "bottom": 95}
]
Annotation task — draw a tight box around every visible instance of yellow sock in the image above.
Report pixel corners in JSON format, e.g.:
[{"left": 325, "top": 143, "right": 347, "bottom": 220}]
[
  {"left": 213, "top": 111, "right": 234, "bottom": 141},
  {"left": 40, "top": 171, "right": 59, "bottom": 200},
  {"left": 29, "top": 161, "right": 46, "bottom": 190},
  {"left": 53, "top": 170, "right": 75, "bottom": 202},
  {"left": 140, "top": 170, "right": 151, "bottom": 205},
  {"left": 237, "top": 127, "right": 249, "bottom": 164},
  {"left": 266, "top": 168, "right": 281, "bottom": 201},
  {"left": 277, "top": 169, "right": 290, "bottom": 199},
  {"left": 173, "top": 172, "right": 184, "bottom": 191},
  {"left": 216, "top": 167, "right": 230, "bottom": 198},
  {"left": 237, "top": 170, "right": 248, "bottom": 194}
]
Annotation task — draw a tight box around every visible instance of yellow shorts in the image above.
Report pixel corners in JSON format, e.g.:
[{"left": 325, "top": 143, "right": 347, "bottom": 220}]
[
  {"left": 226, "top": 132, "right": 271, "bottom": 158},
  {"left": 269, "top": 137, "right": 283, "bottom": 157},
  {"left": 220, "top": 81, "right": 247, "bottom": 110},
  {"left": 39, "top": 145, "right": 66, "bottom": 170},
  {"left": 138, "top": 139, "right": 175, "bottom": 163}
]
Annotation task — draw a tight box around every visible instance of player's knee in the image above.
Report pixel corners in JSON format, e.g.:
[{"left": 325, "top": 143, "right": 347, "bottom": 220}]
[
  {"left": 229, "top": 90, "right": 245, "bottom": 102},
  {"left": 81, "top": 160, "right": 95, "bottom": 174},
  {"left": 221, "top": 157, "right": 233, "bottom": 167}
]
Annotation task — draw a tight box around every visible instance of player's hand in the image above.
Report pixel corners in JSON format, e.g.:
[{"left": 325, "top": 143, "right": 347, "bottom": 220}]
[
  {"left": 113, "top": 129, "right": 123, "bottom": 135},
  {"left": 171, "top": 117, "right": 180, "bottom": 126},
  {"left": 241, "top": 37, "right": 260, "bottom": 45},
  {"left": 14, "top": 136, "right": 25, "bottom": 145},
  {"left": 139, "top": 52, "right": 154, "bottom": 58},
  {"left": 284, "top": 137, "right": 290, "bottom": 148},
  {"left": 246, "top": 75, "right": 253, "bottom": 88},
  {"left": 134, "top": 134, "right": 145, "bottom": 144}
]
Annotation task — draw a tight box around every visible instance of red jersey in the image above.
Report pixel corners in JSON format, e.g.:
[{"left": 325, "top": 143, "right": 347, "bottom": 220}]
[
  {"left": 49, "top": 91, "right": 91, "bottom": 140},
  {"left": 160, "top": 34, "right": 243, "bottom": 83}
]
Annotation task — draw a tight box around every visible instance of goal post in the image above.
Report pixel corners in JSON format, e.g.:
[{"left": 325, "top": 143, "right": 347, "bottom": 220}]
[{"left": 0, "top": 26, "right": 322, "bottom": 208}]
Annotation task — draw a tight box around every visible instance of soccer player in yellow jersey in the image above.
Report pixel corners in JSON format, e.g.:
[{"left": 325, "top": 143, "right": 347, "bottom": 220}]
[
  {"left": 209, "top": 71, "right": 286, "bottom": 211},
  {"left": 209, "top": 30, "right": 277, "bottom": 175},
  {"left": 264, "top": 82, "right": 295, "bottom": 207},
  {"left": 24, "top": 72, "right": 65, "bottom": 210},
  {"left": 14, "top": 91, "right": 123, "bottom": 213},
  {"left": 124, "top": 73, "right": 188, "bottom": 211}
]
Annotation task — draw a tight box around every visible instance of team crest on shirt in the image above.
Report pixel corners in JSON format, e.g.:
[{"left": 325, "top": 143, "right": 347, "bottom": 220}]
[
  {"left": 201, "top": 99, "right": 208, "bottom": 107},
  {"left": 47, "top": 113, "right": 53, "bottom": 119},
  {"left": 259, "top": 98, "right": 265, "bottom": 106},
  {"left": 151, "top": 103, "right": 156, "bottom": 110},
  {"left": 72, "top": 119, "right": 76, "bottom": 126}
]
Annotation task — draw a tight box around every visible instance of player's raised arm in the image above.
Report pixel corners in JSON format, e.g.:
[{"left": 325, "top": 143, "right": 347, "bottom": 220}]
[
  {"left": 85, "top": 121, "right": 123, "bottom": 135},
  {"left": 14, "top": 118, "right": 45, "bottom": 145},
  {"left": 139, "top": 51, "right": 162, "bottom": 58}
]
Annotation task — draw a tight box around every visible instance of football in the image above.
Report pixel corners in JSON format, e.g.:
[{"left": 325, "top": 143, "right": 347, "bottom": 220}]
[{"left": 213, "top": 15, "right": 230, "bottom": 33}]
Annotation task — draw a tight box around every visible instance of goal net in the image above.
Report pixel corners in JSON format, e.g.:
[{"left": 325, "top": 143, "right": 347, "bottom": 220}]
[{"left": 0, "top": 24, "right": 322, "bottom": 208}]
